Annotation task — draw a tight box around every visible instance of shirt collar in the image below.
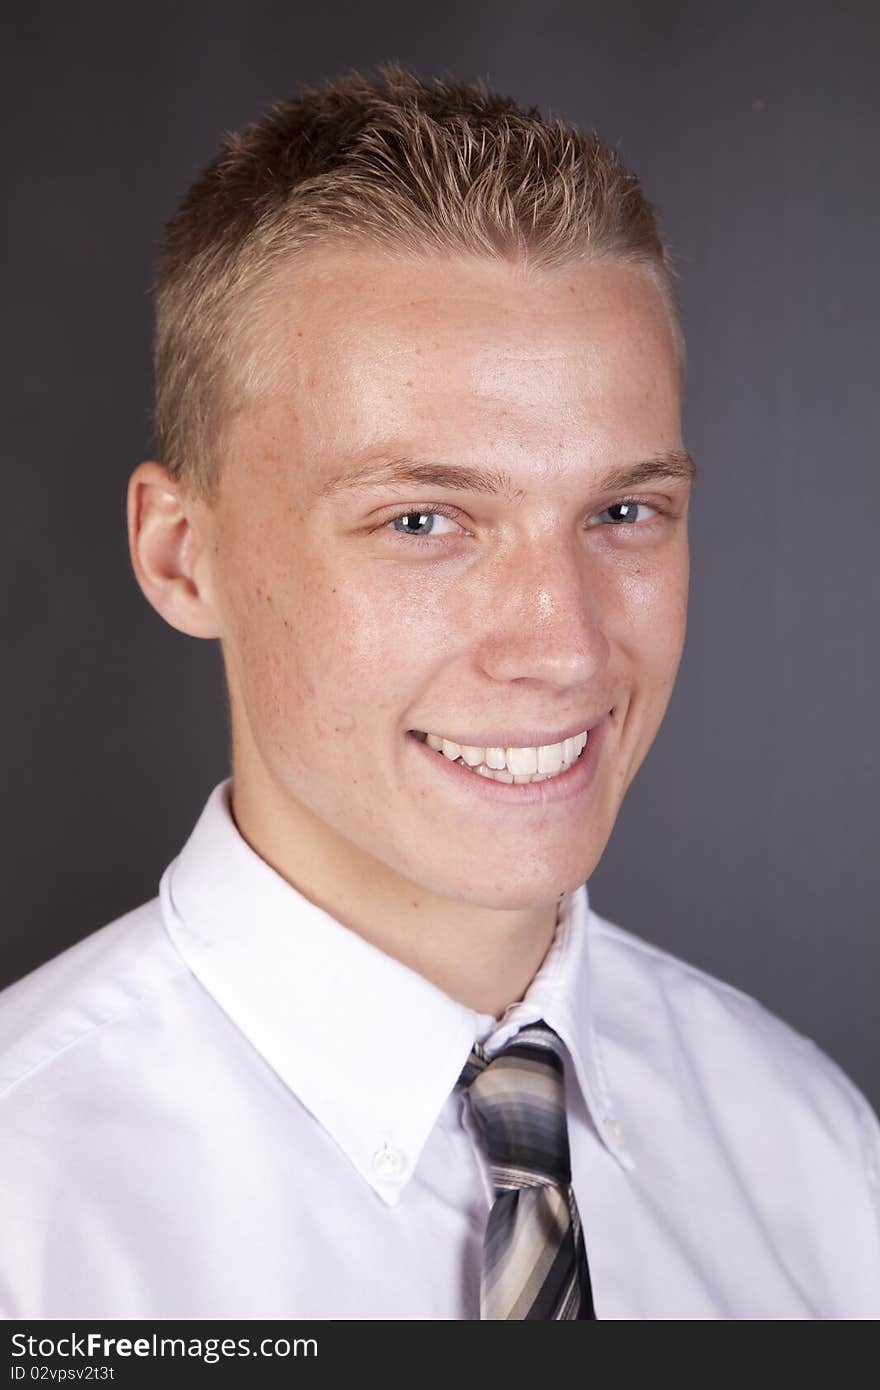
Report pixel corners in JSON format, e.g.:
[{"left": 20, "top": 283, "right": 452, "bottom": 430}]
[{"left": 160, "top": 780, "right": 632, "bottom": 1207}]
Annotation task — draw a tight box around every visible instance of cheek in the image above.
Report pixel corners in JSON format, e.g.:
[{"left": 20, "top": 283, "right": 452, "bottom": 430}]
[
  {"left": 229, "top": 547, "right": 459, "bottom": 749},
  {"left": 214, "top": 526, "right": 326, "bottom": 739},
  {"left": 614, "top": 547, "right": 689, "bottom": 678},
  {"left": 310, "top": 565, "right": 458, "bottom": 716}
]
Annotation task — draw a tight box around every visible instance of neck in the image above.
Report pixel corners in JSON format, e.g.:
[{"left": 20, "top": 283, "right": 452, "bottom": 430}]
[{"left": 228, "top": 768, "right": 560, "bottom": 1018}]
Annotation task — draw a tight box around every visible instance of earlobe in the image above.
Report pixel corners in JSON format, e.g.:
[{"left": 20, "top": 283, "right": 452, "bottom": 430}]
[{"left": 126, "top": 461, "right": 222, "bottom": 639}]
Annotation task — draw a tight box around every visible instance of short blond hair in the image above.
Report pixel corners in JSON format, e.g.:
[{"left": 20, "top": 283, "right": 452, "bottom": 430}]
[{"left": 154, "top": 64, "right": 682, "bottom": 502}]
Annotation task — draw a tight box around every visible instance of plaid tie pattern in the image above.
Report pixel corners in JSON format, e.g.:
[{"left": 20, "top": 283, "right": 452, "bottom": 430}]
[{"left": 459, "top": 1021, "right": 596, "bottom": 1319}]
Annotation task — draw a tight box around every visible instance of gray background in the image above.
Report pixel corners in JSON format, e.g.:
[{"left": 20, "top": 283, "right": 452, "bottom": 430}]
[{"left": 3, "top": 0, "right": 877, "bottom": 1108}]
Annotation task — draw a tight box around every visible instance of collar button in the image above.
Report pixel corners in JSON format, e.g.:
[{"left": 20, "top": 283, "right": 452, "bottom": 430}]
[
  {"left": 372, "top": 1144, "right": 408, "bottom": 1181},
  {"left": 603, "top": 1117, "right": 625, "bottom": 1145}
]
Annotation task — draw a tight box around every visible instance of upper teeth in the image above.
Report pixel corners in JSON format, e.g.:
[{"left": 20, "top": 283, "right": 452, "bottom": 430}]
[{"left": 423, "top": 730, "right": 588, "bottom": 775}]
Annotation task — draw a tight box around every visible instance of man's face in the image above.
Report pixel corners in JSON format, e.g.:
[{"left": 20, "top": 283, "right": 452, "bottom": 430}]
[{"left": 197, "top": 249, "right": 691, "bottom": 910}]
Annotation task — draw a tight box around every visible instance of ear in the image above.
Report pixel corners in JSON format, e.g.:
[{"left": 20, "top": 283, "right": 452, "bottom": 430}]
[{"left": 126, "top": 461, "right": 222, "bottom": 639}]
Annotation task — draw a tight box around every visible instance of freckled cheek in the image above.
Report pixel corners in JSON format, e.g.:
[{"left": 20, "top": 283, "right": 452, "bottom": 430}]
[
  {"left": 232, "top": 613, "right": 305, "bottom": 732},
  {"left": 333, "top": 572, "right": 460, "bottom": 670},
  {"left": 307, "top": 574, "right": 463, "bottom": 738},
  {"left": 219, "top": 558, "right": 315, "bottom": 728},
  {"left": 612, "top": 562, "right": 689, "bottom": 671},
  {"left": 239, "top": 576, "right": 424, "bottom": 744}
]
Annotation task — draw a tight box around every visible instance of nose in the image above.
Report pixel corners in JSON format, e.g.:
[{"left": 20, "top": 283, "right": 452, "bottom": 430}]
[{"left": 473, "top": 533, "right": 610, "bottom": 691}]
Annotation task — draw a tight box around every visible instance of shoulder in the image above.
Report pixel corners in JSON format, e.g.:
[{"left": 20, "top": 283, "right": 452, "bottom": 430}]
[
  {"left": 587, "top": 906, "right": 880, "bottom": 1177},
  {"left": 0, "top": 897, "right": 190, "bottom": 1099}
]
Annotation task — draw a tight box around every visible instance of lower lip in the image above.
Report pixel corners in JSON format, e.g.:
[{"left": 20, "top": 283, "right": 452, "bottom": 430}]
[{"left": 405, "top": 717, "right": 608, "bottom": 807}]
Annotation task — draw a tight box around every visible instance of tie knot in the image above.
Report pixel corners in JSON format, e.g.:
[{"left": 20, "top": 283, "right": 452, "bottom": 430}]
[{"left": 459, "top": 1022, "right": 572, "bottom": 1191}]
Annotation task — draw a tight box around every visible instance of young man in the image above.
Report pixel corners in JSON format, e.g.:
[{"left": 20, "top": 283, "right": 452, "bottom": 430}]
[{"left": 1, "top": 66, "right": 878, "bottom": 1320}]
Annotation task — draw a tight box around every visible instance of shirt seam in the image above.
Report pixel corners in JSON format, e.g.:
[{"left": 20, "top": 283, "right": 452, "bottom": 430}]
[
  {"left": 591, "top": 914, "right": 856, "bottom": 1094},
  {"left": 0, "top": 954, "right": 192, "bottom": 1102},
  {"left": 589, "top": 913, "right": 814, "bottom": 1024},
  {"left": 806, "top": 1038, "right": 880, "bottom": 1212}
]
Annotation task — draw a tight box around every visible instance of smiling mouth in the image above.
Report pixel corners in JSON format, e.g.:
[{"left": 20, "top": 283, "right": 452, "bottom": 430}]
[{"left": 408, "top": 728, "right": 589, "bottom": 783}]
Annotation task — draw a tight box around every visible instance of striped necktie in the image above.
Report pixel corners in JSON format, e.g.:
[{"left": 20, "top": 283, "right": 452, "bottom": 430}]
[{"left": 459, "top": 1021, "right": 596, "bottom": 1319}]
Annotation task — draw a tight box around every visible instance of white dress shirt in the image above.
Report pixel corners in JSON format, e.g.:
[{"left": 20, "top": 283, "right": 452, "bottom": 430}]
[{"left": 1, "top": 780, "right": 878, "bottom": 1320}]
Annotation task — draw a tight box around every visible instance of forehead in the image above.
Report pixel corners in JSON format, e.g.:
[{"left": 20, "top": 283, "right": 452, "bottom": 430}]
[{"left": 234, "top": 248, "right": 682, "bottom": 491}]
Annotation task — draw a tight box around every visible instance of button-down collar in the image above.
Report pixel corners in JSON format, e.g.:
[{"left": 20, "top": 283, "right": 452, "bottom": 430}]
[{"left": 161, "top": 780, "right": 633, "bottom": 1206}]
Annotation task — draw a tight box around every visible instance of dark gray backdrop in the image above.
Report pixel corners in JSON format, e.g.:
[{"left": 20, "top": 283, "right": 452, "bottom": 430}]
[{"left": 3, "top": 0, "right": 878, "bottom": 1108}]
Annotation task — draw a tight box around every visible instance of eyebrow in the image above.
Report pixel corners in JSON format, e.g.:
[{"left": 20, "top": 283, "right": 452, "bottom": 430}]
[{"left": 317, "top": 450, "right": 697, "bottom": 501}]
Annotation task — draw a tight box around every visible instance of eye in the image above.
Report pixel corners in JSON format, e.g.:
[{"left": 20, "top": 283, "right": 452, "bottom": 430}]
[
  {"left": 387, "top": 509, "right": 462, "bottom": 540},
  {"left": 592, "top": 499, "right": 660, "bottom": 526}
]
